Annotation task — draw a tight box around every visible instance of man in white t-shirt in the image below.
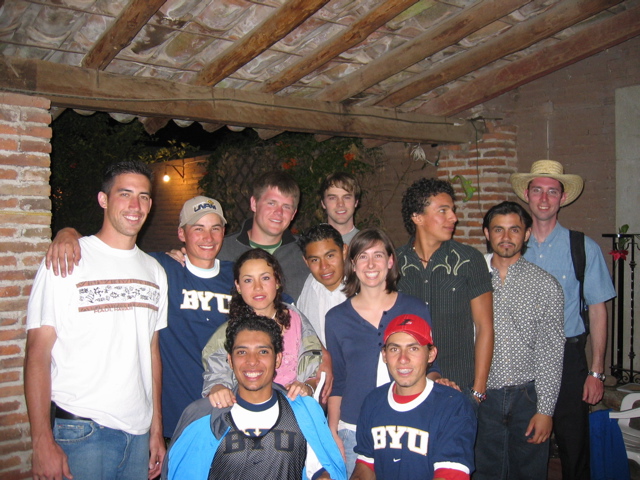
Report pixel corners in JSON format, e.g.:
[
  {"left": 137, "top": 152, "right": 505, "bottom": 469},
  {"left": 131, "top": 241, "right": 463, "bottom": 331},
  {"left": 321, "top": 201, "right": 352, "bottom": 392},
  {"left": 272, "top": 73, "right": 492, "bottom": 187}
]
[{"left": 24, "top": 160, "right": 168, "bottom": 480}]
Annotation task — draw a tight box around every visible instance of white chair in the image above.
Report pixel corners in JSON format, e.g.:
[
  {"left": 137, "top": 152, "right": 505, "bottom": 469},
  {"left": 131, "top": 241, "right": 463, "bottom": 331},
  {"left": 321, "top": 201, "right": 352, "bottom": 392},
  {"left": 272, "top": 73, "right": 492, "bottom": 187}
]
[{"left": 610, "top": 392, "right": 640, "bottom": 465}]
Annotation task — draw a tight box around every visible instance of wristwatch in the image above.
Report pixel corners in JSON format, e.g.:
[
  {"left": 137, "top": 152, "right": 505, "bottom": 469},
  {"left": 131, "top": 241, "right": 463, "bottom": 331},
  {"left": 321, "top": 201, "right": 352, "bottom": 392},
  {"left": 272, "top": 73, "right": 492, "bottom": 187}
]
[
  {"left": 588, "top": 371, "right": 606, "bottom": 382},
  {"left": 471, "top": 389, "right": 487, "bottom": 402}
]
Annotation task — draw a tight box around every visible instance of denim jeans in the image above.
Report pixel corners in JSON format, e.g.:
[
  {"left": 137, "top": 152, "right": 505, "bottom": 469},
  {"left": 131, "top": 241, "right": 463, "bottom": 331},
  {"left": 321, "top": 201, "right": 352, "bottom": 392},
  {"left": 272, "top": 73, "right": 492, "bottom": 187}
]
[
  {"left": 54, "top": 418, "right": 150, "bottom": 480},
  {"left": 338, "top": 428, "right": 358, "bottom": 478},
  {"left": 474, "top": 381, "right": 549, "bottom": 480}
]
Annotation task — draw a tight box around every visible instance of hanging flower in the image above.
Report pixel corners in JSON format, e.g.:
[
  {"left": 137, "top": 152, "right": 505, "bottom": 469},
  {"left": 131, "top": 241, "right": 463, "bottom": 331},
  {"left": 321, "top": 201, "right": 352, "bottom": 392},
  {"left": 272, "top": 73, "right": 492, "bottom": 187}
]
[
  {"left": 609, "top": 249, "right": 628, "bottom": 261},
  {"left": 344, "top": 152, "right": 355, "bottom": 163}
]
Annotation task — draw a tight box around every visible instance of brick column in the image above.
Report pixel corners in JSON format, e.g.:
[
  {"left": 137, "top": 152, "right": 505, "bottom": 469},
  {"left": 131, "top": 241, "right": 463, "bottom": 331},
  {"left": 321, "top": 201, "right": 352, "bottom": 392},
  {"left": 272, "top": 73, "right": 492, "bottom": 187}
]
[
  {"left": 0, "top": 93, "right": 52, "bottom": 478},
  {"left": 436, "top": 122, "right": 519, "bottom": 250}
]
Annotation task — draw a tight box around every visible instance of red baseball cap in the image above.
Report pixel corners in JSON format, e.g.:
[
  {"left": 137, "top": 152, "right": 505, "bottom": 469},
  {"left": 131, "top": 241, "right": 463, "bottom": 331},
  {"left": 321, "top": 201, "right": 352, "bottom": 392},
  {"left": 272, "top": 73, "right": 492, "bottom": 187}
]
[{"left": 384, "top": 314, "right": 433, "bottom": 346}]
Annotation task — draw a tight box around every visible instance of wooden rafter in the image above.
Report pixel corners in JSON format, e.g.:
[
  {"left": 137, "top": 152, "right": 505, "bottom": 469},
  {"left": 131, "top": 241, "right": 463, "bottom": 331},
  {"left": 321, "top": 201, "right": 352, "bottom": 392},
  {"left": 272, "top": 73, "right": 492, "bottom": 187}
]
[
  {"left": 194, "top": 0, "right": 330, "bottom": 87},
  {"left": 0, "top": 56, "right": 475, "bottom": 144},
  {"left": 375, "top": 0, "right": 623, "bottom": 108},
  {"left": 261, "top": 0, "right": 420, "bottom": 94},
  {"left": 420, "top": 3, "right": 640, "bottom": 116},
  {"left": 81, "top": 0, "right": 167, "bottom": 70},
  {"left": 254, "top": 0, "right": 420, "bottom": 139},
  {"left": 317, "top": 0, "right": 530, "bottom": 103}
]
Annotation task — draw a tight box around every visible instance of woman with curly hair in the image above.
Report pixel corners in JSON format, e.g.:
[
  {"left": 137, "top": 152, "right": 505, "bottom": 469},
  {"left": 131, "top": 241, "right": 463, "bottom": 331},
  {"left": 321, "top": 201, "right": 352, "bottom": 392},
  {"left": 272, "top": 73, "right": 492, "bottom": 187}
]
[{"left": 201, "top": 248, "right": 325, "bottom": 409}]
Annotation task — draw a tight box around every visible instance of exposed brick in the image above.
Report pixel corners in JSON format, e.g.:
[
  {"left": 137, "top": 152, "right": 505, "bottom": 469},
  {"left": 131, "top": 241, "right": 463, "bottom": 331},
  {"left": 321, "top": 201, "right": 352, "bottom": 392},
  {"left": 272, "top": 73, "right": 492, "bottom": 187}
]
[
  {"left": 0, "top": 242, "right": 50, "bottom": 254},
  {"left": 0, "top": 412, "right": 29, "bottom": 427},
  {"left": 21, "top": 255, "right": 45, "bottom": 267},
  {"left": 19, "top": 139, "right": 51, "bottom": 154},
  {"left": 0, "top": 329, "right": 25, "bottom": 342},
  {"left": 0, "top": 469, "right": 33, "bottom": 480},
  {"left": 0, "top": 256, "right": 18, "bottom": 268},
  {"left": 1, "top": 184, "right": 49, "bottom": 197},
  {"left": 0, "top": 199, "right": 19, "bottom": 209},
  {"left": 0, "top": 370, "right": 21, "bottom": 383},
  {"left": 0, "top": 124, "right": 18, "bottom": 135},
  {"left": 0, "top": 384, "right": 23, "bottom": 398},
  {"left": 0, "top": 93, "right": 50, "bottom": 110},
  {"left": 21, "top": 169, "right": 50, "bottom": 183},
  {"left": 0, "top": 169, "right": 19, "bottom": 181},
  {"left": 0, "top": 286, "right": 20, "bottom": 298},
  {"left": 0, "top": 454, "right": 22, "bottom": 470},
  {"left": 0, "top": 357, "right": 24, "bottom": 370},
  {"left": 0, "top": 441, "right": 30, "bottom": 456},
  {"left": 21, "top": 228, "right": 51, "bottom": 238},
  {"left": 0, "top": 427, "right": 26, "bottom": 442},
  {"left": 18, "top": 198, "right": 52, "bottom": 211},
  {"left": 0, "top": 227, "right": 18, "bottom": 237},
  {"left": 0, "top": 298, "right": 29, "bottom": 312},
  {"left": 0, "top": 137, "right": 19, "bottom": 151},
  {"left": 0, "top": 107, "right": 20, "bottom": 123},
  {"left": 0, "top": 400, "right": 21, "bottom": 413},
  {"left": 22, "top": 109, "right": 51, "bottom": 124},
  {"left": 17, "top": 125, "right": 52, "bottom": 139},
  {"left": 0, "top": 213, "right": 51, "bottom": 226},
  {"left": 0, "top": 153, "right": 50, "bottom": 167}
]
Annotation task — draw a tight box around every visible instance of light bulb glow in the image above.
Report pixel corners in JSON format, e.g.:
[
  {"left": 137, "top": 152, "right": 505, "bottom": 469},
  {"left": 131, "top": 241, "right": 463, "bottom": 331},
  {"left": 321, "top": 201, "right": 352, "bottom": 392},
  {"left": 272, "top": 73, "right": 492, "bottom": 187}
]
[{"left": 163, "top": 174, "right": 170, "bottom": 182}]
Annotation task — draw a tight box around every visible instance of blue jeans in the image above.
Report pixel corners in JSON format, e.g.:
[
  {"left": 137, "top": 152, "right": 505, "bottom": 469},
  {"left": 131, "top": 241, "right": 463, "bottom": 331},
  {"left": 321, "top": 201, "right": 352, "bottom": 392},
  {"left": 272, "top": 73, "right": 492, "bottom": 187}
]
[
  {"left": 338, "top": 428, "right": 358, "bottom": 478},
  {"left": 474, "top": 381, "right": 549, "bottom": 480},
  {"left": 54, "top": 418, "right": 150, "bottom": 480}
]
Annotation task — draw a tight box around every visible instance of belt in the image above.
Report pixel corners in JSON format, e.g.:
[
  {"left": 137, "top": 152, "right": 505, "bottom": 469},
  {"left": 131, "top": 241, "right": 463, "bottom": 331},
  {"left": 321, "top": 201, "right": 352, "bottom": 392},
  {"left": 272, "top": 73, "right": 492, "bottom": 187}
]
[
  {"left": 51, "top": 402, "right": 92, "bottom": 422},
  {"left": 566, "top": 332, "right": 588, "bottom": 344}
]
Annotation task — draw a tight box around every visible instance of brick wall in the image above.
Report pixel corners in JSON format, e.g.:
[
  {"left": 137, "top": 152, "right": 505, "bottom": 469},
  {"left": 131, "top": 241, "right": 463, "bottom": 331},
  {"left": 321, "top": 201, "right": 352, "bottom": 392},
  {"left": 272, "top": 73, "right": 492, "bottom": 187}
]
[
  {"left": 478, "top": 35, "right": 640, "bottom": 254},
  {"left": 138, "top": 157, "right": 208, "bottom": 254},
  {"left": 0, "top": 93, "right": 52, "bottom": 478}
]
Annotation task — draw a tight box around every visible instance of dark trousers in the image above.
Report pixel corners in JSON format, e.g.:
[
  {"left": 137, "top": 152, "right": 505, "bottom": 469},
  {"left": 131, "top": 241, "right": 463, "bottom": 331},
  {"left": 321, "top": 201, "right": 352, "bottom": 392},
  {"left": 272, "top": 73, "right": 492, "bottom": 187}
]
[
  {"left": 554, "top": 334, "right": 590, "bottom": 480},
  {"left": 475, "top": 381, "right": 549, "bottom": 480}
]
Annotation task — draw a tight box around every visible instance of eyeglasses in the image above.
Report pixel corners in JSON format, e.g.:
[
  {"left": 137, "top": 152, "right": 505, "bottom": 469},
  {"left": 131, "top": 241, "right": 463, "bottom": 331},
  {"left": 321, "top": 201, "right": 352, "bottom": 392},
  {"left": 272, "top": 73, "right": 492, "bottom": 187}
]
[{"left": 528, "top": 186, "right": 562, "bottom": 198}]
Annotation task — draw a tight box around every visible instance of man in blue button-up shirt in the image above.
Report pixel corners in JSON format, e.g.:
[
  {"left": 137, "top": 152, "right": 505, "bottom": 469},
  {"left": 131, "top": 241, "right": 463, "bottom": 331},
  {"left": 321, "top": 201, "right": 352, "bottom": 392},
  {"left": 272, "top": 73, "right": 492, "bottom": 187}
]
[{"left": 510, "top": 160, "right": 616, "bottom": 480}]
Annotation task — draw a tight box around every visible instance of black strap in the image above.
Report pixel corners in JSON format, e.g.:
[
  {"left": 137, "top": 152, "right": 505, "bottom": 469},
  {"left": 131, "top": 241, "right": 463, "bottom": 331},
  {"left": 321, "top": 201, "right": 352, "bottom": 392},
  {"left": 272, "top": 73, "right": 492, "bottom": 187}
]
[{"left": 569, "top": 230, "right": 589, "bottom": 335}]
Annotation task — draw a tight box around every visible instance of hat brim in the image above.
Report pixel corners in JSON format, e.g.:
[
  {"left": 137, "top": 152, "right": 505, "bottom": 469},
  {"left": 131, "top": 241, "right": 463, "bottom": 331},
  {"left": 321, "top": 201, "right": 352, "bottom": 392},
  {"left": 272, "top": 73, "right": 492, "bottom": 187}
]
[{"left": 510, "top": 173, "right": 584, "bottom": 206}]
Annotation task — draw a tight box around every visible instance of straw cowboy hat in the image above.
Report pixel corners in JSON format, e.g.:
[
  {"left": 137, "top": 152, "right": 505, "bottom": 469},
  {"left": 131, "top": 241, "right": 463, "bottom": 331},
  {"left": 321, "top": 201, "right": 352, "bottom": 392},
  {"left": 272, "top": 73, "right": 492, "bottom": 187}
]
[{"left": 510, "top": 160, "right": 584, "bottom": 207}]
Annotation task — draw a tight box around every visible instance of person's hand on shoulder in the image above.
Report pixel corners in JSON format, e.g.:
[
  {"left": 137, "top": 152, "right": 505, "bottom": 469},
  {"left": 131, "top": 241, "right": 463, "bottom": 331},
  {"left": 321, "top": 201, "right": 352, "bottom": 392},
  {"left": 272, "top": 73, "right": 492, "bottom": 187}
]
[
  {"left": 208, "top": 384, "right": 236, "bottom": 408},
  {"left": 45, "top": 227, "right": 82, "bottom": 277}
]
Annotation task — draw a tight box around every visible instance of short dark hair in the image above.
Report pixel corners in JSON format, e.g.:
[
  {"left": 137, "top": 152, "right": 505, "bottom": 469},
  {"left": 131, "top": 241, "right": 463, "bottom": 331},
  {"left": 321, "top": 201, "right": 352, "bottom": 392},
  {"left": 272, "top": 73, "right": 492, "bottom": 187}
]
[
  {"left": 401, "top": 178, "right": 455, "bottom": 235},
  {"left": 224, "top": 312, "right": 284, "bottom": 356},
  {"left": 253, "top": 171, "right": 300, "bottom": 209},
  {"left": 343, "top": 228, "right": 399, "bottom": 297},
  {"left": 101, "top": 160, "right": 153, "bottom": 195},
  {"left": 297, "top": 223, "right": 344, "bottom": 255},
  {"left": 319, "top": 172, "right": 361, "bottom": 201},
  {"left": 482, "top": 201, "right": 533, "bottom": 254}
]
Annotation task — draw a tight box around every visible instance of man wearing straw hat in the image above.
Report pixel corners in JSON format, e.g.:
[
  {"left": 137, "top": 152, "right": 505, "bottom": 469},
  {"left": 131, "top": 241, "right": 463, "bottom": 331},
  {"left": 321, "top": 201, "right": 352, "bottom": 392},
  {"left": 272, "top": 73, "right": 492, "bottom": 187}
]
[{"left": 510, "top": 160, "right": 616, "bottom": 480}]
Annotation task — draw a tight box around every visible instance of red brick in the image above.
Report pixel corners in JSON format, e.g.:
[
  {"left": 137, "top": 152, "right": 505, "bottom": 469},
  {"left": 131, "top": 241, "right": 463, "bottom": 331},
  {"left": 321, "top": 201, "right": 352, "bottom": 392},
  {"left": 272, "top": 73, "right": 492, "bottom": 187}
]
[
  {"left": 0, "top": 441, "right": 30, "bottom": 456},
  {"left": 0, "top": 153, "right": 50, "bottom": 167},
  {"left": 0, "top": 426, "right": 26, "bottom": 442},
  {"left": 0, "top": 412, "right": 29, "bottom": 427},
  {"left": 0, "top": 455, "right": 22, "bottom": 470},
  {"left": 0, "top": 286, "right": 20, "bottom": 297},
  {"left": 0, "top": 168, "right": 18, "bottom": 180},
  {"left": 0, "top": 383, "right": 23, "bottom": 397},
  {"left": 0, "top": 124, "right": 18, "bottom": 135},
  {"left": 0, "top": 469, "right": 33, "bottom": 480},
  {"left": 0, "top": 329, "right": 25, "bottom": 342},
  {"left": 19, "top": 139, "right": 51, "bottom": 154},
  {"left": 21, "top": 255, "right": 46, "bottom": 267},
  {"left": 0, "top": 370, "right": 21, "bottom": 383},
  {"left": 0, "top": 400, "right": 22, "bottom": 414},
  {"left": 0, "top": 241, "right": 50, "bottom": 254},
  {"left": 0, "top": 184, "right": 49, "bottom": 196},
  {"left": 18, "top": 198, "right": 52, "bottom": 211},
  {"left": 21, "top": 169, "right": 50, "bottom": 183},
  {"left": 0, "top": 256, "right": 18, "bottom": 267},
  {"left": 18, "top": 125, "right": 52, "bottom": 139},
  {"left": 21, "top": 228, "right": 50, "bottom": 238},
  {"left": 0, "top": 357, "right": 25, "bottom": 370},
  {"left": 0, "top": 198, "right": 19, "bottom": 209},
  {"left": 0, "top": 298, "right": 29, "bottom": 312},
  {"left": 0, "top": 137, "right": 18, "bottom": 151},
  {"left": 0, "top": 93, "right": 50, "bottom": 109},
  {"left": 0, "top": 107, "right": 19, "bottom": 123}
]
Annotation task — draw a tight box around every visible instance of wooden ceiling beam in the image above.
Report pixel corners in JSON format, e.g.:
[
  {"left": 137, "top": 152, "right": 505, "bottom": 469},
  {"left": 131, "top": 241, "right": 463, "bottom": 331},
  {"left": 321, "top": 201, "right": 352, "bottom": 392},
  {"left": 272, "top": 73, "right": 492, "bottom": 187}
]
[
  {"left": 375, "top": 0, "right": 623, "bottom": 107},
  {"left": 81, "top": 0, "right": 167, "bottom": 70},
  {"left": 0, "top": 56, "right": 474, "bottom": 145},
  {"left": 194, "top": 0, "right": 330, "bottom": 87},
  {"left": 420, "top": 3, "right": 640, "bottom": 116},
  {"left": 317, "top": 0, "right": 530, "bottom": 103},
  {"left": 261, "top": 0, "right": 420, "bottom": 94},
  {"left": 254, "top": 0, "right": 419, "bottom": 142}
]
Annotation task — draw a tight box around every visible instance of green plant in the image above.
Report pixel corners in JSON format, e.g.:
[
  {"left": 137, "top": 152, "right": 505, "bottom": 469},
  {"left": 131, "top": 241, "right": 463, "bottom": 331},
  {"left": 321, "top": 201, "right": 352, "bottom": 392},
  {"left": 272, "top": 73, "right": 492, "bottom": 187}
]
[{"left": 199, "top": 131, "right": 379, "bottom": 233}]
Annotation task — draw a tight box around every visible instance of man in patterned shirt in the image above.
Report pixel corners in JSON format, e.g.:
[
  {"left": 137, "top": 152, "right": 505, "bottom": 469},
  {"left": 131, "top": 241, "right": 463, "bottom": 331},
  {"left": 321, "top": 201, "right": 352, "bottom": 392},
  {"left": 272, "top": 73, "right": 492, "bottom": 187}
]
[
  {"left": 474, "top": 201, "right": 565, "bottom": 479},
  {"left": 396, "top": 178, "right": 493, "bottom": 405}
]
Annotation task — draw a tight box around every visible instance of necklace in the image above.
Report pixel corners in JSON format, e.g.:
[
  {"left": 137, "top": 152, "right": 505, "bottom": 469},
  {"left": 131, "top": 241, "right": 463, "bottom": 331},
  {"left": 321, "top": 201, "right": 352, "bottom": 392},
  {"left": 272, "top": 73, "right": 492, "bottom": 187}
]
[{"left": 412, "top": 243, "right": 430, "bottom": 264}]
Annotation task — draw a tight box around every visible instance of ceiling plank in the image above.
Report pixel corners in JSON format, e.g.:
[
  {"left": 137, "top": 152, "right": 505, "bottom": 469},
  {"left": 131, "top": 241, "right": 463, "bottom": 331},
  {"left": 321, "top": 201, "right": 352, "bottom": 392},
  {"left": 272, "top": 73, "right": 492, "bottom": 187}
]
[
  {"left": 420, "top": 3, "right": 640, "bottom": 116},
  {"left": 375, "top": 0, "right": 623, "bottom": 107},
  {"left": 254, "top": 0, "right": 420, "bottom": 140},
  {"left": 0, "top": 56, "right": 474, "bottom": 145},
  {"left": 261, "top": 0, "right": 420, "bottom": 94},
  {"left": 317, "top": 0, "right": 530, "bottom": 103},
  {"left": 194, "top": 0, "right": 331, "bottom": 87},
  {"left": 81, "top": 0, "right": 167, "bottom": 70}
]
